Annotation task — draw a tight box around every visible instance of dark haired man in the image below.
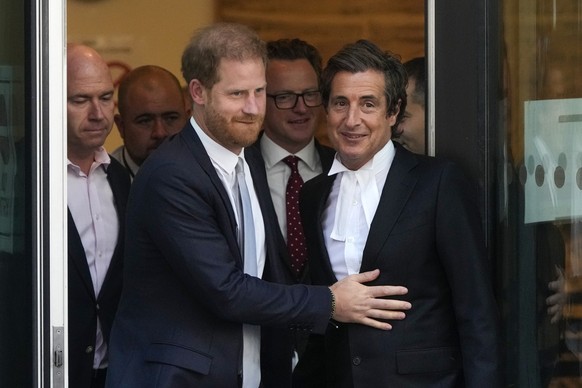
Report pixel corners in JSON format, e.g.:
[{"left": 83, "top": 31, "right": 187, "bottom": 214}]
[{"left": 296, "top": 40, "right": 500, "bottom": 387}]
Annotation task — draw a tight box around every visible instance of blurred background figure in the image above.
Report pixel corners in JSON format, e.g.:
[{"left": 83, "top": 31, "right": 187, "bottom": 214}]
[
  {"left": 112, "top": 65, "right": 189, "bottom": 178},
  {"left": 393, "top": 56, "right": 426, "bottom": 154}
]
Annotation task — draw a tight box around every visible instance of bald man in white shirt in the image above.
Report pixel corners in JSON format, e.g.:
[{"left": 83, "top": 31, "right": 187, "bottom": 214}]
[{"left": 67, "top": 44, "right": 131, "bottom": 388}]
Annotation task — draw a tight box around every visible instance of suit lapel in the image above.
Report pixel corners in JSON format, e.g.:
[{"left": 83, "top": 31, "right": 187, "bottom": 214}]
[
  {"left": 181, "top": 123, "right": 239, "bottom": 240},
  {"left": 246, "top": 146, "right": 296, "bottom": 283},
  {"left": 360, "top": 146, "right": 419, "bottom": 272},
  {"left": 68, "top": 209, "right": 96, "bottom": 299},
  {"left": 99, "top": 160, "right": 130, "bottom": 298}
]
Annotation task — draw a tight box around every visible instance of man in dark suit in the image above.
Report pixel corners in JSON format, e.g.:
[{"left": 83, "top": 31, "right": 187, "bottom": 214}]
[
  {"left": 66, "top": 44, "right": 131, "bottom": 388},
  {"left": 295, "top": 40, "right": 501, "bottom": 387},
  {"left": 105, "top": 24, "right": 411, "bottom": 388},
  {"left": 253, "top": 38, "right": 335, "bottom": 283},
  {"left": 251, "top": 37, "right": 336, "bottom": 375}
]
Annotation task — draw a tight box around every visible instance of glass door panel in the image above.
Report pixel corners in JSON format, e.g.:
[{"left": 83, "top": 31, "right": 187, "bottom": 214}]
[
  {"left": 0, "top": 1, "right": 32, "bottom": 386},
  {"left": 500, "top": 0, "right": 582, "bottom": 386}
]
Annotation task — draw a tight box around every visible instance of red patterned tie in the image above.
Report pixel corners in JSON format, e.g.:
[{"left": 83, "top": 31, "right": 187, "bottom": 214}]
[{"left": 283, "top": 155, "right": 308, "bottom": 276}]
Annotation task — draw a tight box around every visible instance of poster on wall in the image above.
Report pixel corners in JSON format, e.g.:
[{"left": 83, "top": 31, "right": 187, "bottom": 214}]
[{"left": 524, "top": 98, "right": 582, "bottom": 224}]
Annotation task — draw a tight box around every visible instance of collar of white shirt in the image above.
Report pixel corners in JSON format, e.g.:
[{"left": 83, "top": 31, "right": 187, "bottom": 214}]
[
  {"left": 328, "top": 140, "right": 395, "bottom": 240},
  {"left": 259, "top": 133, "right": 319, "bottom": 171},
  {"left": 67, "top": 147, "right": 111, "bottom": 175}
]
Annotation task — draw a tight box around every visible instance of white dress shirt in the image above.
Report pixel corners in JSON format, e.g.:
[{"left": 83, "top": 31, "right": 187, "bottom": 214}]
[
  {"left": 259, "top": 135, "right": 324, "bottom": 240},
  {"left": 323, "top": 141, "right": 395, "bottom": 280},
  {"left": 67, "top": 147, "right": 119, "bottom": 369},
  {"left": 191, "top": 117, "right": 265, "bottom": 388}
]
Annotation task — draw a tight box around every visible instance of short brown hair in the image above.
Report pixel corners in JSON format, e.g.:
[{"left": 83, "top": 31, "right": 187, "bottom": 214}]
[{"left": 181, "top": 23, "right": 267, "bottom": 89}]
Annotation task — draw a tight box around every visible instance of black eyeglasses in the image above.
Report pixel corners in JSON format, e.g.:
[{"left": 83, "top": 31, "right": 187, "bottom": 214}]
[{"left": 267, "top": 91, "right": 323, "bottom": 110}]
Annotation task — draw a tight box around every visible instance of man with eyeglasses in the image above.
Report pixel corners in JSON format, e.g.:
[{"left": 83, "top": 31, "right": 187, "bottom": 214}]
[
  {"left": 250, "top": 38, "right": 337, "bottom": 378},
  {"left": 255, "top": 38, "right": 335, "bottom": 285}
]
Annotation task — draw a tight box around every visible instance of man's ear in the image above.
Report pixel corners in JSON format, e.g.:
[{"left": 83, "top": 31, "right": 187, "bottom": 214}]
[
  {"left": 114, "top": 113, "right": 125, "bottom": 139},
  {"left": 393, "top": 98, "right": 402, "bottom": 117},
  {"left": 189, "top": 79, "right": 207, "bottom": 105}
]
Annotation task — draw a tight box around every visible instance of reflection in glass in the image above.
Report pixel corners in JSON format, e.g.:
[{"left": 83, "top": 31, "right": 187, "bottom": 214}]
[{"left": 500, "top": 0, "right": 582, "bottom": 386}]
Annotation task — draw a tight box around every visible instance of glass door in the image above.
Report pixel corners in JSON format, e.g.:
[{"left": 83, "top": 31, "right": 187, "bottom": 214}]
[
  {"left": 499, "top": 0, "right": 582, "bottom": 386},
  {"left": 0, "top": 0, "right": 67, "bottom": 386},
  {"left": 0, "top": 1, "right": 32, "bottom": 386}
]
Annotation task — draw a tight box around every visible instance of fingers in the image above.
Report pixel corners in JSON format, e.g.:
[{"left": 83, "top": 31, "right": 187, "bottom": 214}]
[
  {"left": 547, "top": 280, "right": 561, "bottom": 292},
  {"left": 331, "top": 270, "right": 411, "bottom": 329},
  {"left": 370, "top": 297, "right": 411, "bottom": 312},
  {"left": 546, "top": 293, "right": 560, "bottom": 306},
  {"left": 347, "top": 269, "right": 380, "bottom": 283},
  {"left": 546, "top": 279, "right": 566, "bottom": 324},
  {"left": 350, "top": 308, "right": 407, "bottom": 331},
  {"left": 367, "top": 308, "right": 407, "bottom": 321},
  {"left": 368, "top": 285, "right": 409, "bottom": 298},
  {"left": 548, "top": 305, "right": 562, "bottom": 324},
  {"left": 357, "top": 317, "right": 393, "bottom": 331}
]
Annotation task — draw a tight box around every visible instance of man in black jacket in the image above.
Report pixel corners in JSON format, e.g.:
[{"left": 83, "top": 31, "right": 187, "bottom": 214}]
[{"left": 66, "top": 43, "right": 130, "bottom": 388}]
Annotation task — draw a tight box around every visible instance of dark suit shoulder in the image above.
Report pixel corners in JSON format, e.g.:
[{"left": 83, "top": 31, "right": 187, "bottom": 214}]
[
  {"left": 300, "top": 172, "right": 335, "bottom": 222},
  {"left": 302, "top": 170, "right": 334, "bottom": 193},
  {"left": 108, "top": 156, "right": 131, "bottom": 178},
  {"left": 135, "top": 124, "right": 211, "bottom": 186},
  {"left": 392, "top": 142, "right": 467, "bottom": 177}
]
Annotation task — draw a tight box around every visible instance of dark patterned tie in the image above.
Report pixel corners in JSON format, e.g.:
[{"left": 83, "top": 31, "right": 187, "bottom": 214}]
[{"left": 283, "top": 155, "right": 307, "bottom": 276}]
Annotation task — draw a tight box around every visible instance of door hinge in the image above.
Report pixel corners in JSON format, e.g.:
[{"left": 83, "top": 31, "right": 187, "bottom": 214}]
[{"left": 53, "top": 326, "right": 64, "bottom": 387}]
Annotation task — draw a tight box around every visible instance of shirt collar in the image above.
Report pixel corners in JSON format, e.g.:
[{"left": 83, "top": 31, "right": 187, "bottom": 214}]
[
  {"left": 329, "top": 141, "right": 394, "bottom": 239},
  {"left": 328, "top": 139, "right": 394, "bottom": 176},
  {"left": 120, "top": 146, "right": 140, "bottom": 177},
  {"left": 67, "top": 147, "right": 111, "bottom": 173},
  {"left": 260, "top": 134, "right": 319, "bottom": 171}
]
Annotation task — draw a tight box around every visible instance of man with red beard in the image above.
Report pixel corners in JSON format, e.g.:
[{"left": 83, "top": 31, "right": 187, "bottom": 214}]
[{"left": 105, "top": 24, "right": 412, "bottom": 388}]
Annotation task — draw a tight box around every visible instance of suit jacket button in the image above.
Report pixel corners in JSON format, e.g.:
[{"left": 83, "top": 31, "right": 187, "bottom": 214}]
[
  {"left": 85, "top": 346, "right": 93, "bottom": 354},
  {"left": 352, "top": 356, "right": 361, "bottom": 366}
]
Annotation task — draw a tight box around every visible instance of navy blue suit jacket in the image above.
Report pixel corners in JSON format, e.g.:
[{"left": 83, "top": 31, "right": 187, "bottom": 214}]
[
  {"left": 68, "top": 157, "right": 130, "bottom": 388},
  {"left": 295, "top": 143, "right": 501, "bottom": 387},
  {"left": 106, "top": 122, "right": 332, "bottom": 388}
]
